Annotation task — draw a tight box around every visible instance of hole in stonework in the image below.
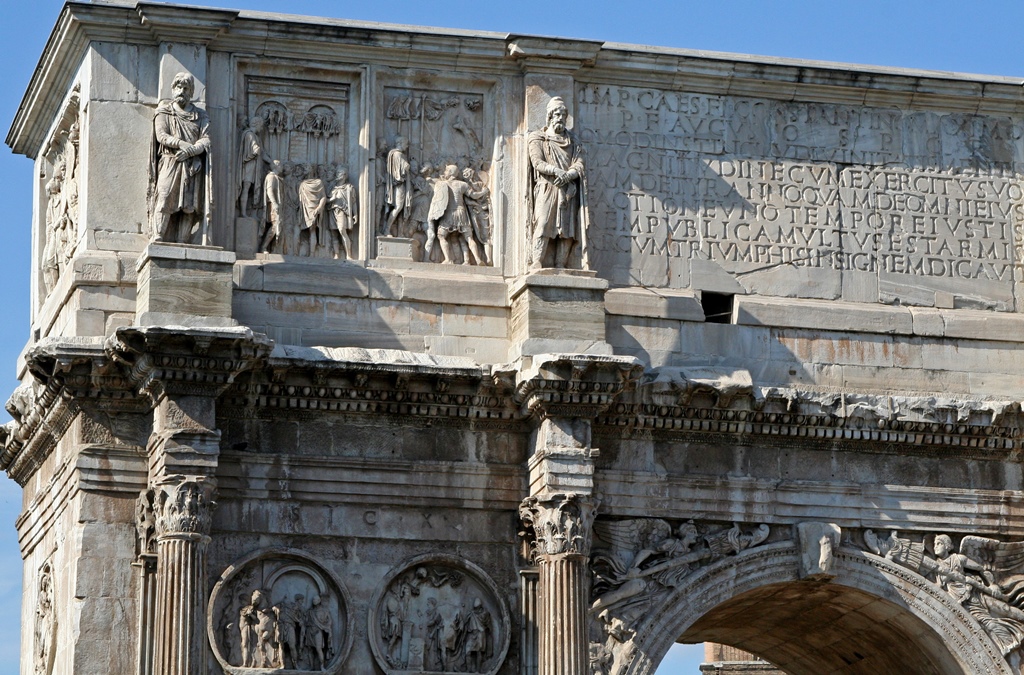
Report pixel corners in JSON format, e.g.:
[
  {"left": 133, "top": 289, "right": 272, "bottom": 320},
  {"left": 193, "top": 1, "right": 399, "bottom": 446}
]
[{"left": 701, "top": 292, "right": 734, "bottom": 324}]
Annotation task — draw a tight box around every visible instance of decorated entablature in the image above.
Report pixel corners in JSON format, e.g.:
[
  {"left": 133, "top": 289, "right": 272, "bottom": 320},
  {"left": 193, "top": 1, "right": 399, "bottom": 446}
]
[{"left": 6, "top": 3, "right": 1024, "bottom": 675}]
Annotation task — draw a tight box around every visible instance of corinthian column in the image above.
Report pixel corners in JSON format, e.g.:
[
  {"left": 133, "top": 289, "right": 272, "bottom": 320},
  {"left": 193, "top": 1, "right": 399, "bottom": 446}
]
[
  {"left": 151, "top": 475, "right": 216, "bottom": 675},
  {"left": 520, "top": 492, "right": 598, "bottom": 675}
]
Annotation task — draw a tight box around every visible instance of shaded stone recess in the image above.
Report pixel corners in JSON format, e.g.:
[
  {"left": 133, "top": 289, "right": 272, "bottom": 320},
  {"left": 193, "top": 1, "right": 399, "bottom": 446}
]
[{"left": 6, "top": 3, "right": 1024, "bottom": 675}]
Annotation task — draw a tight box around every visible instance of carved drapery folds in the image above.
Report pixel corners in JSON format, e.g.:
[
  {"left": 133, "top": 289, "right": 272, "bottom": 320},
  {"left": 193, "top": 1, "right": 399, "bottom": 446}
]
[
  {"left": 378, "top": 86, "right": 493, "bottom": 265},
  {"left": 209, "top": 549, "right": 354, "bottom": 674},
  {"left": 368, "top": 554, "right": 510, "bottom": 675},
  {"left": 34, "top": 562, "right": 56, "bottom": 675},
  {"left": 245, "top": 81, "right": 354, "bottom": 259},
  {"left": 862, "top": 529, "right": 1024, "bottom": 664}
]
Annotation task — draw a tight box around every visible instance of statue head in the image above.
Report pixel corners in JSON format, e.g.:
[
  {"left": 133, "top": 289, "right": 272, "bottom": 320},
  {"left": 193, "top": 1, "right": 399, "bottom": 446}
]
[
  {"left": 443, "top": 164, "right": 459, "bottom": 180},
  {"left": 934, "top": 534, "right": 953, "bottom": 558},
  {"left": 462, "top": 167, "right": 475, "bottom": 181},
  {"left": 171, "top": 72, "right": 195, "bottom": 107},
  {"left": 311, "top": 594, "right": 321, "bottom": 606},
  {"left": 395, "top": 136, "right": 409, "bottom": 152},
  {"left": 335, "top": 167, "right": 348, "bottom": 183},
  {"left": 270, "top": 159, "right": 283, "bottom": 175},
  {"left": 678, "top": 520, "right": 699, "bottom": 549},
  {"left": 249, "top": 115, "right": 264, "bottom": 132},
  {"left": 546, "top": 96, "right": 568, "bottom": 134},
  {"left": 250, "top": 589, "right": 264, "bottom": 606}
]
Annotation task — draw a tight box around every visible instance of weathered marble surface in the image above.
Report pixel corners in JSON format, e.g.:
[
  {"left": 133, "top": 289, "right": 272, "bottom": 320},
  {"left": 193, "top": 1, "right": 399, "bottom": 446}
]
[{"left": 6, "top": 3, "right": 1024, "bottom": 675}]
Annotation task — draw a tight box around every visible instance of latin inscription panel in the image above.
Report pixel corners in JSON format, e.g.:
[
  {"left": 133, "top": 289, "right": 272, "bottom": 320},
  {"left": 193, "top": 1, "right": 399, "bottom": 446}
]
[{"left": 578, "top": 84, "right": 1024, "bottom": 309}]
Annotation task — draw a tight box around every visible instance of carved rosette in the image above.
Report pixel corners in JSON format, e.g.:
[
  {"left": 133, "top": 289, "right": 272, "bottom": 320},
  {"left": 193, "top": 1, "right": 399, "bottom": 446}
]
[
  {"left": 368, "top": 554, "right": 510, "bottom": 675},
  {"left": 208, "top": 548, "right": 353, "bottom": 674},
  {"left": 153, "top": 476, "right": 216, "bottom": 540},
  {"left": 520, "top": 492, "right": 598, "bottom": 562}
]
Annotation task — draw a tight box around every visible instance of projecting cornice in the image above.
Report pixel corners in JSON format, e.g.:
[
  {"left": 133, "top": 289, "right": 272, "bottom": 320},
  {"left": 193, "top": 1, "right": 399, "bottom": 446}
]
[{"left": 10, "top": 1, "right": 1024, "bottom": 158}]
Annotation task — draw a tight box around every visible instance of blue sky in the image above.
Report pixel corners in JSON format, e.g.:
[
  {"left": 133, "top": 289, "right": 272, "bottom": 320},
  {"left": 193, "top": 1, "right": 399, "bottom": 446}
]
[{"left": 3, "top": 1, "right": 1024, "bottom": 672}]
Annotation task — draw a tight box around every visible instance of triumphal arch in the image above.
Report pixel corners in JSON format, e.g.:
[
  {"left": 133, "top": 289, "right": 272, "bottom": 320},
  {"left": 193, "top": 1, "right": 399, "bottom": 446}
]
[{"left": 6, "top": 2, "right": 1024, "bottom": 674}]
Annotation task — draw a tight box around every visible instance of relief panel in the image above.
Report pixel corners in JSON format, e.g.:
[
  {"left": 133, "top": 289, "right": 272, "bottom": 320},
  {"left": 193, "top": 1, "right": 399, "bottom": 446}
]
[
  {"left": 369, "top": 554, "right": 510, "bottom": 675},
  {"left": 375, "top": 79, "right": 498, "bottom": 266},
  {"left": 208, "top": 548, "right": 353, "bottom": 674},
  {"left": 243, "top": 77, "right": 356, "bottom": 260}
]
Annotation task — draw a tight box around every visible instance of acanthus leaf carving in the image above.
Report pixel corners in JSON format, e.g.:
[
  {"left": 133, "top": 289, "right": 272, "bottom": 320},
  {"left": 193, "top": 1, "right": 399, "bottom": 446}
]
[
  {"left": 153, "top": 476, "right": 216, "bottom": 539},
  {"left": 519, "top": 492, "right": 598, "bottom": 562}
]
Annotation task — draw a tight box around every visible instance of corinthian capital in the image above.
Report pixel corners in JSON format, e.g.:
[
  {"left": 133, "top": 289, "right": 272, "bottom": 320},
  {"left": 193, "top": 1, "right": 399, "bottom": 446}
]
[
  {"left": 153, "top": 475, "right": 216, "bottom": 539},
  {"left": 520, "top": 492, "right": 598, "bottom": 562}
]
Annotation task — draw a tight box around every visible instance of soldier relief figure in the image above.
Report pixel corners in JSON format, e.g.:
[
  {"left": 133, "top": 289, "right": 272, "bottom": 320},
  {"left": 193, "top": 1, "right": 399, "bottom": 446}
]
[
  {"left": 376, "top": 87, "right": 493, "bottom": 265},
  {"left": 228, "top": 587, "right": 337, "bottom": 671},
  {"left": 149, "top": 72, "right": 211, "bottom": 244},
  {"left": 528, "top": 96, "right": 590, "bottom": 271},
  {"left": 373, "top": 564, "right": 504, "bottom": 673}
]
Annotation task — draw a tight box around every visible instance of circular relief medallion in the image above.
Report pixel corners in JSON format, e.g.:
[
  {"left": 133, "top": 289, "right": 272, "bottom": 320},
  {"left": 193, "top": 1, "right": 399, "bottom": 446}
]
[
  {"left": 208, "top": 548, "right": 353, "bottom": 674},
  {"left": 369, "top": 554, "right": 510, "bottom": 675}
]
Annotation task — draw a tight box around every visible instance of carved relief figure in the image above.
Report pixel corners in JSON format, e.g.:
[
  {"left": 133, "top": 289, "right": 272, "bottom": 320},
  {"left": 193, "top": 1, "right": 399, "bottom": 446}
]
[
  {"left": 305, "top": 594, "right": 334, "bottom": 670},
  {"left": 383, "top": 136, "right": 412, "bottom": 236},
  {"left": 34, "top": 563, "right": 54, "bottom": 675},
  {"left": 42, "top": 161, "right": 66, "bottom": 292},
  {"left": 260, "top": 160, "right": 284, "bottom": 253},
  {"left": 273, "top": 594, "right": 304, "bottom": 669},
  {"left": 527, "top": 96, "right": 589, "bottom": 270},
  {"left": 238, "top": 115, "right": 270, "bottom": 218},
  {"left": 239, "top": 589, "right": 265, "bottom": 667},
  {"left": 328, "top": 168, "right": 357, "bottom": 259},
  {"left": 865, "top": 530, "right": 1024, "bottom": 658},
  {"left": 371, "top": 559, "right": 507, "bottom": 674},
  {"left": 379, "top": 87, "right": 495, "bottom": 265},
  {"left": 428, "top": 165, "right": 490, "bottom": 265},
  {"left": 149, "top": 72, "right": 211, "bottom": 244},
  {"left": 463, "top": 598, "right": 493, "bottom": 671},
  {"left": 297, "top": 164, "right": 327, "bottom": 257}
]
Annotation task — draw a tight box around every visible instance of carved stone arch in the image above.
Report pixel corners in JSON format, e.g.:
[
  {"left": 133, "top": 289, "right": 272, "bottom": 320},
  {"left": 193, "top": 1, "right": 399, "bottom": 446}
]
[{"left": 618, "top": 542, "right": 1010, "bottom": 675}]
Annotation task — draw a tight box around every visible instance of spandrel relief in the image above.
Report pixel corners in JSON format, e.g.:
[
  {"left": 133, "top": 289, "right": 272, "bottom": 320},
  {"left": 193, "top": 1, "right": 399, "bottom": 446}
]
[
  {"left": 369, "top": 555, "right": 510, "bottom": 675},
  {"left": 208, "top": 549, "right": 352, "bottom": 674},
  {"left": 41, "top": 85, "right": 81, "bottom": 296},
  {"left": 587, "top": 519, "right": 771, "bottom": 673},
  {"left": 861, "top": 530, "right": 1024, "bottom": 660},
  {"left": 377, "top": 86, "right": 494, "bottom": 265},
  {"left": 245, "top": 79, "right": 355, "bottom": 259}
]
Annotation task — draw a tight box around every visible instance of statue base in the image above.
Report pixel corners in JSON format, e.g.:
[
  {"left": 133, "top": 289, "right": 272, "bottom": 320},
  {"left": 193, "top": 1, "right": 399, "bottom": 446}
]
[
  {"left": 376, "top": 236, "right": 415, "bottom": 261},
  {"left": 136, "top": 243, "right": 238, "bottom": 328},
  {"left": 509, "top": 270, "right": 611, "bottom": 360}
]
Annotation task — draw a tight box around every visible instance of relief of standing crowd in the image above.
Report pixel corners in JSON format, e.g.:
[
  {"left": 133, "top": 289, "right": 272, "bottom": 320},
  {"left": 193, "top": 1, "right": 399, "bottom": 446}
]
[{"left": 223, "top": 588, "right": 337, "bottom": 671}]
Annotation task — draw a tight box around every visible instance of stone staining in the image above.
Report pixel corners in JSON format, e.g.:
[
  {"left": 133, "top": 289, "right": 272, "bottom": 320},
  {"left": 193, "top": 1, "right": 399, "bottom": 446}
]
[
  {"left": 34, "top": 562, "right": 55, "bottom": 675},
  {"left": 246, "top": 79, "right": 352, "bottom": 259},
  {"left": 587, "top": 520, "right": 770, "bottom": 673},
  {"left": 210, "top": 550, "right": 351, "bottom": 673},
  {"left": 370, "top": 556, "right": 509, "bottom": 674},
  {"left": 149, "top": 72, "right": 212, "bottom": 245},
  {"left": 41, "top": 88, "right": 80, "bottom": 295},
  {"left": 378, "top": 87, "right": 493, "bottom": 264},
  {"left": 527, "top": 96, "right": 590, "bottom": 271},
  {"left": 864, "top": 530, "right": 1024, "bottom": 660}
]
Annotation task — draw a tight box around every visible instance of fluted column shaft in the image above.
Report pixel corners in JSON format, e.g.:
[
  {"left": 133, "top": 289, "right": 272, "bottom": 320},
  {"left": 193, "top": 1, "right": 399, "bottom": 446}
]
[
  {"left": 537, "top": 554, "right": 589, "bottom": 675},
  {"left": 150, "top": 477, "right": 216, "bottom": 675},
  {"left": 520, "top": 492, "right": 596, "bottom": 675}
]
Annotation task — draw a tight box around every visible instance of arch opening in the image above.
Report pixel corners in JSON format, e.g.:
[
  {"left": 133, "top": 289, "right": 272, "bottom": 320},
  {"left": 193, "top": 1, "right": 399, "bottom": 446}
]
[{"left": 676, "top": 581, "right": 962, "bottom": 675}]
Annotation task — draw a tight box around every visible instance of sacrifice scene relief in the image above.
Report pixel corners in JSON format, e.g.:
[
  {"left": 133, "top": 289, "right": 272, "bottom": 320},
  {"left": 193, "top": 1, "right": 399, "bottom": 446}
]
[
  {"left": 371, "top": 560, "right": 507, "bottom": 674},
  {"left": 377, "top": 86, "right": 493, "bottom": 265}
]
